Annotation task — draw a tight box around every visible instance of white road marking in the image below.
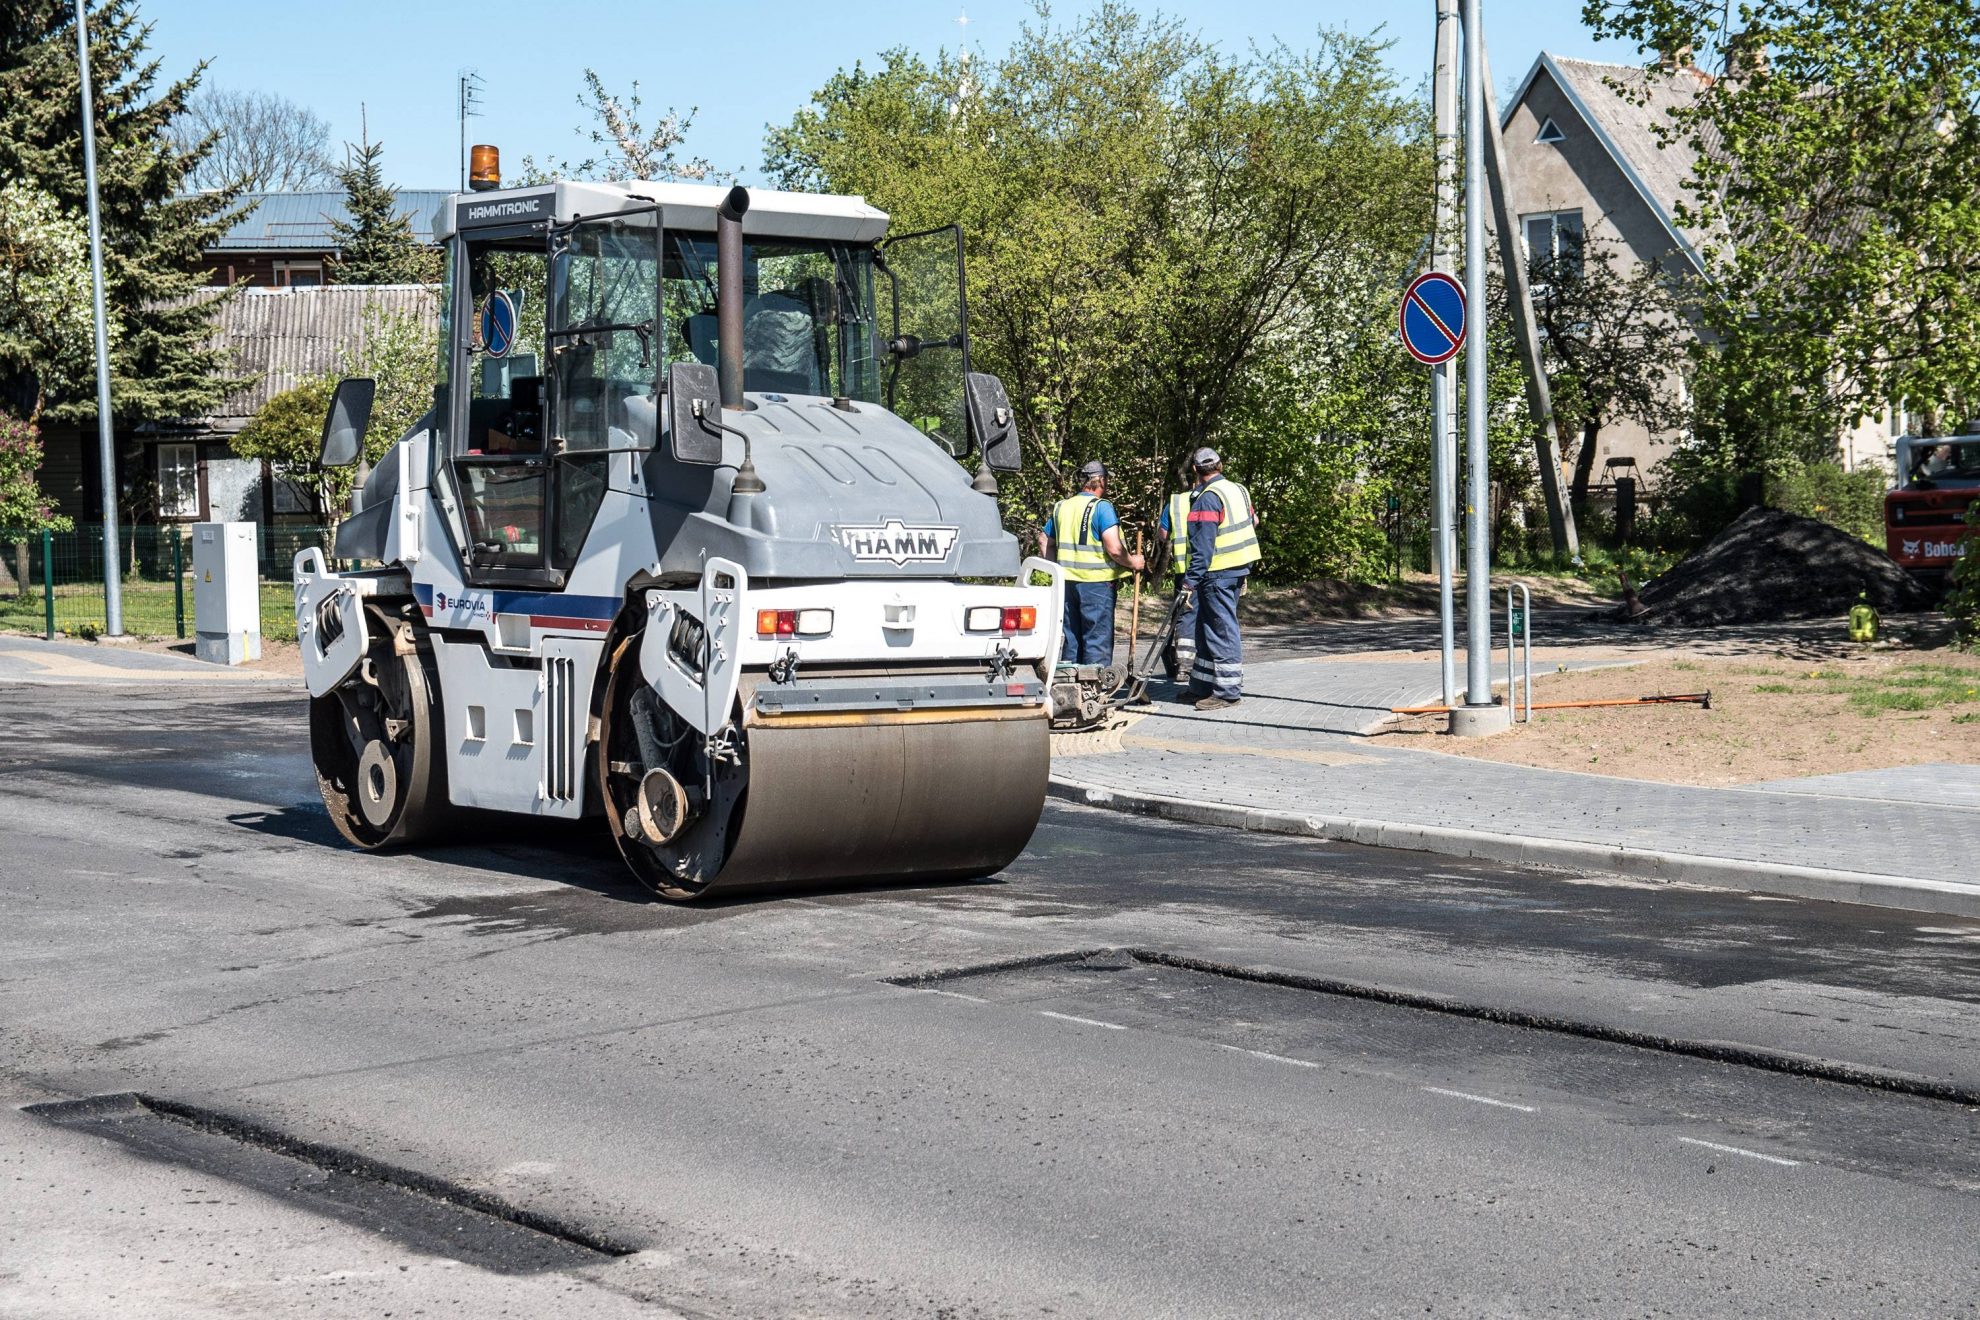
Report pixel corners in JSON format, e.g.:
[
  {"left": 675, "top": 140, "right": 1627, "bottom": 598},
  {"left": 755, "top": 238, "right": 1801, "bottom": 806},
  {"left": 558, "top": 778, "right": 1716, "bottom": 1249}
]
[
  {"left": 1421, "top": 1086, "right": 1535, "bottom": 1113},
  {"left": 1038, "top": 1010, "right": 1125, "bottom": 1030},
  {"left": 917, "top": 988, "right": 987, "bottom": 1003},
  {"left": 1216, "top": 1043, "right": 1319, "bottom": 1069},
  {"left": 1677, "top": 1137, "right": 1800, "bottom": 1167}
]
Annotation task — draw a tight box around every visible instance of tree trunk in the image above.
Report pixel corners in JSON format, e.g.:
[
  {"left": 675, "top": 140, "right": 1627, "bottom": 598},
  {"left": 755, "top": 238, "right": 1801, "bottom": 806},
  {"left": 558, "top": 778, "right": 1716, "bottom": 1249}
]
[
  {"left": 12, "top": 541, "right": 30, "bottom": 600},
  {"left": 1571, "top": 415, "right": 1603, "bottom": 516}
]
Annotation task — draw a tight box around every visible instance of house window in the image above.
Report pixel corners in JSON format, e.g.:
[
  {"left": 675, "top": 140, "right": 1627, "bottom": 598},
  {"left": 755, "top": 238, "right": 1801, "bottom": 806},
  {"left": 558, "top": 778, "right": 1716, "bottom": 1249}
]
[
  {"left": 157, "top": 443, "right": 201, "bottom": 519},
  {"left": 1535, "top": 117, "right": 1565, "bottom": 145},
  {"left": 1523, "top": 209, "right": 1585, "bottom": 278},
  {"left": 274, "top": 261, "right": 324, "bottom": 288},
  {"left": 271, "top": 464, "right": 314, "bottom": 515}
]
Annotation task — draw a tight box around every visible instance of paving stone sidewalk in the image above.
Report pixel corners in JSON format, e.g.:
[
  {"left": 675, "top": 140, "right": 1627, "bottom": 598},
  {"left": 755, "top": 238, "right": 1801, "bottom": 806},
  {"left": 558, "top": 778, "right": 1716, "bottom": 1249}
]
[
  {"left": 1054, "top": 653, "right": 1980, "bottom": 913},
  {"left": 0, "top": 635, "right": 288, "bottom": 685}
]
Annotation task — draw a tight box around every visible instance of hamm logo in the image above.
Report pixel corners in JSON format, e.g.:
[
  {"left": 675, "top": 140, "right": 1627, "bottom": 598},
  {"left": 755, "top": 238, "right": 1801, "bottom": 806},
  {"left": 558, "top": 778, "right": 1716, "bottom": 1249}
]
[{"left": 833, "top": 520, "right": 960, "bottom": 565}]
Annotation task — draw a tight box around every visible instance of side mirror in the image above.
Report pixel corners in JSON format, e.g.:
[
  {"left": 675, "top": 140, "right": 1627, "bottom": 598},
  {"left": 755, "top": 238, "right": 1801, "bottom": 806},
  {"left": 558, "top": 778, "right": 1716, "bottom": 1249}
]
[
  {"left": 319, "top": 377, "right": 376, "bottom": 468},
  {"left": 668, "top": 361, "right": 724, "bottom": 465},
  {"left": 965, "top": 371, "right": 1020, "bottom": 472}
]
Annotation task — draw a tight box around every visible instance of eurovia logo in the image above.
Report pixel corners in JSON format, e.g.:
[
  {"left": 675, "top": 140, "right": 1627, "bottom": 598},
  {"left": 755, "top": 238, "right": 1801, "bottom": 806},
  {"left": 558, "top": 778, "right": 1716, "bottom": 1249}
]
[{"left": 832, "top": 520, "right": 961, "bottom": 565}]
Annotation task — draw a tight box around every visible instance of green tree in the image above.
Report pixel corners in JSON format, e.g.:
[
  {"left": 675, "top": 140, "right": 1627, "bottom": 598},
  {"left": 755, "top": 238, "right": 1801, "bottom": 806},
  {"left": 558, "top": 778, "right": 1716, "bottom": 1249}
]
[
  {"left": 1583, "top": 0, "right": 1980, "bottom": 437},
  {"left": 767, "top": 6, "right": 1428, "bottom": 577},
  {"left": 1, "top": 411, "right": 71, "bottom": 596},
  {"left": 230, "top": 299, "right": 436, "bottom": 523},
  {"left": 1948, "top": 501, "right": 1979, "bottom": 646},
  {"left": 525, "top": 71, "right": 713, "bottom": 182},
  {"left": 328, "top": 139, "right": 438, "bottom": 286},
  {"left": 0, "top": 0, "right": 242, "bottom": 425},
  {"left": 0, "top": 179, "right": 101, "bottom": 426},
  {"left": 1528, "top": 239, "right": 1692, "bottom": 514},
  {"left": 232, "top": 375, "right": 335, "bottom": 519}
]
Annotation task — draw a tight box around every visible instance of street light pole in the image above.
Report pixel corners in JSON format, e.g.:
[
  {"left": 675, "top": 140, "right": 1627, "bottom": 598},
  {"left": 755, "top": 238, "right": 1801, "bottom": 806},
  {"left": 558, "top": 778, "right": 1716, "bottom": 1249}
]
[
  {"left": 75, "top": 0, "right": 122, "bottom": 636},
  {"left": 1460, "top": 0, "right": 1494, "bottom": 715},
  {"left": 1431, "top": 0, "right": 1460, "bottom": 708}
]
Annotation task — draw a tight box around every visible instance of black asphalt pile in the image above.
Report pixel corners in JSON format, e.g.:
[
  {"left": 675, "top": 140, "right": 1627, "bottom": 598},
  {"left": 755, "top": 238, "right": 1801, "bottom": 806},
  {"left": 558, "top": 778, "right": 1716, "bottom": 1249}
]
[{"left": 1630, "top": 507, "right": 1935, "bottom": 626}]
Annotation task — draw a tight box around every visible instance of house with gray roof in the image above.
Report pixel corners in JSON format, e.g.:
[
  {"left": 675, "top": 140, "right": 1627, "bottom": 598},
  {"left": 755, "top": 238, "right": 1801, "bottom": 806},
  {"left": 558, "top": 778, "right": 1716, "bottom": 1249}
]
[
  {"left": 1499, "top": 52, "right": 1894, "bottom": 487},
  {"left": 36, "top": 285, "right": 439, "bottom": 532},
  {"left": 203, "top": 189, "right": 450, "bottom": 288},
  {"left": 143, "top": 284, "right": 441, "bottom": 527}
]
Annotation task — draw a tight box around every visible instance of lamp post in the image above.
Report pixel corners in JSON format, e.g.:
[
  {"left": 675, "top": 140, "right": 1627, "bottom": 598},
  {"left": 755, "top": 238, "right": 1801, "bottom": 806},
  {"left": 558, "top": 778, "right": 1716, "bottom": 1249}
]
[{"left": 75, "top": 0, "right": 122, "bottom": 636}]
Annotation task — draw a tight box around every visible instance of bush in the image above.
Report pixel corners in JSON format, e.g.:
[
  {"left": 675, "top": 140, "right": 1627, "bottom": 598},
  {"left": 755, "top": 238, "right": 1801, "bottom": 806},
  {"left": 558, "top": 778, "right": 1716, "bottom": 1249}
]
[
  {"left": 1949, "top": 501, "right": 1980, "bottom": 647},
  {"left": 1767, "top": 461, "right": 1887, "bottom": 544}
]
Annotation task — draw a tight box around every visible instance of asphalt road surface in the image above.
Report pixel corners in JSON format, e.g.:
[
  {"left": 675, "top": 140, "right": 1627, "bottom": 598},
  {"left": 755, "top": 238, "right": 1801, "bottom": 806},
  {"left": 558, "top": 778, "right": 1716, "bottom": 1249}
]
[{"left": 4, "top": 682, "right": 1980, "bottom": 1317}]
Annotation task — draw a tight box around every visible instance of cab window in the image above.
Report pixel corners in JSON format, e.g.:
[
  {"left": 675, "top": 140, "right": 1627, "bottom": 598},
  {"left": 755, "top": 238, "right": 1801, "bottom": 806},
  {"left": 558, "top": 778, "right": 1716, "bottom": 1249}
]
[{"left": 456, "top": 240, "right": 550, "bottom": 571}]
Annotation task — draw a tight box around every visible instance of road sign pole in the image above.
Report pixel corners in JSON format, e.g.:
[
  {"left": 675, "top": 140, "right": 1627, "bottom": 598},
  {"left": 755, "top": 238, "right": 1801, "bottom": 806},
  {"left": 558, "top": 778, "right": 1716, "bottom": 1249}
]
[
  {"left": 1460, "top": 0, "right": 1494, "bottom": 715},
  {"left": 1431, "top": 0, "right": 1459, "bottom": 708}
]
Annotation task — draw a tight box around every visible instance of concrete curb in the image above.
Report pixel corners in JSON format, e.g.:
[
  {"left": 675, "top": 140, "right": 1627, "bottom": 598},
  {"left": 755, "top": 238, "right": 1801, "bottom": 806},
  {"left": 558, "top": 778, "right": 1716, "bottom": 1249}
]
[{"left": 1047, "top": 776, "right": 1980, "bottom": 920}]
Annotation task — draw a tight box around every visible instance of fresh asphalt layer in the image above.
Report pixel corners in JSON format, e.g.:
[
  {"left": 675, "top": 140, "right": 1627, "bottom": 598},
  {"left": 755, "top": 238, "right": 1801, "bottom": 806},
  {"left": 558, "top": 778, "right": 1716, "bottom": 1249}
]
[{"left": 4, "top": 682, "right": 1980, "bottom": 1315}]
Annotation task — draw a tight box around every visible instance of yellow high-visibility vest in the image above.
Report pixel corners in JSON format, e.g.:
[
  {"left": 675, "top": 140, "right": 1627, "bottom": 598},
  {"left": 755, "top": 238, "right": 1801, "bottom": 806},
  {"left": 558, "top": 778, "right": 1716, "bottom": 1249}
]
[
  {"left": 1052, "top": 494, "right": 1123, "bottom": 583},
  {"left": 1199, "top": 477, "right": 1261, "bottom": 572},
  {"left": 1166, "top": 492, "right": 1191, "bottom": 579}
]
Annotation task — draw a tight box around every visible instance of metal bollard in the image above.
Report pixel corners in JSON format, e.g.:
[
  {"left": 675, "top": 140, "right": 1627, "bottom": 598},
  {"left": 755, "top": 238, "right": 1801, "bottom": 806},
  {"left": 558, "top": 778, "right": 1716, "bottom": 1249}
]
[{"left": 1504, "top": 583, "right": 1533, "bottom": 722}]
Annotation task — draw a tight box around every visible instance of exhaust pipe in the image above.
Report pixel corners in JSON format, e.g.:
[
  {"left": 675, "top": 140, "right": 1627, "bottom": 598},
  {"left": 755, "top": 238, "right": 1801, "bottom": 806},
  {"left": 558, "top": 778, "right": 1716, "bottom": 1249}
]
[{"left": 717, "top": 185, "right": 749, "bottom": 412}]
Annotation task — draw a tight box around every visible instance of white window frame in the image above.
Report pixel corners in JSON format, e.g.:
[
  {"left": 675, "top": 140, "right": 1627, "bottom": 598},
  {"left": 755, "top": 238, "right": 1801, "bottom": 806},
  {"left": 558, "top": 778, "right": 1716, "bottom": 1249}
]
[
  {"left": 1522, "top": 209, "right": 1585, "bottom": 283},
  {"left": 157, "top": 442, "right": 201, "bottom": 519},
  {"left": 1535, "top": 116, "right": 1565, "bottom": 145},
  {"left": 274, "top": 260, "right": 324, "bottom": 288}
]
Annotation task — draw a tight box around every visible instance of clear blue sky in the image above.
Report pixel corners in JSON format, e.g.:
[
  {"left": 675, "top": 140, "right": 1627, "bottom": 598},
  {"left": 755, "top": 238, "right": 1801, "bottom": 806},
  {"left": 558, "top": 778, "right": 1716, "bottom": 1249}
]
[{"left": 155, "top": 0, "right": 1645, "bottom": 191}]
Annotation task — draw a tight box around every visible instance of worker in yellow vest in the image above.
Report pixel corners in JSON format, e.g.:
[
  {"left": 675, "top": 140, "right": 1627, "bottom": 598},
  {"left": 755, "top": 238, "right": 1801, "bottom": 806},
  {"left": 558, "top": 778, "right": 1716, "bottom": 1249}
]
[
  {"left": 1039, "top": 460, "right": 1145, "bottom": 666},
  {"left": 1180, "top": 447, "right": 1260, "bottom": 710},
  {"left": 1155, "top": 486, "right": 1198, "bottom": 682}
]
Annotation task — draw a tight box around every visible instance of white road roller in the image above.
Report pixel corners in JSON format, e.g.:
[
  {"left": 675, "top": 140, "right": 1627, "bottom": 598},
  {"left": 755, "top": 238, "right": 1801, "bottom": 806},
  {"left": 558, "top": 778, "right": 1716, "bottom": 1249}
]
[{"left": 295, "top": 175, "right": 1060, "bottom": 899}]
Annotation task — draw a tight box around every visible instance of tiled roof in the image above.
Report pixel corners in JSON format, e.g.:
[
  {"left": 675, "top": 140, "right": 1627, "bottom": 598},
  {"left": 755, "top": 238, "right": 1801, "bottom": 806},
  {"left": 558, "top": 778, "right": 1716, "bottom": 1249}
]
[
  {"left": 1517, "top": 54, "right": 1724, "bottom": 266},
  {"left": 206, "top": 190, "right": 452, "bottom": 252},
  {"left": 199, "top": 284, "right": 441, "bottom": 424}
]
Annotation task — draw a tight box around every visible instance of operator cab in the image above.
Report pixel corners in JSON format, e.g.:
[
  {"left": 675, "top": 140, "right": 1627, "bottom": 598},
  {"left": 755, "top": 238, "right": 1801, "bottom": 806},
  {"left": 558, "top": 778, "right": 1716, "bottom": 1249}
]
[{"left": 432, "top": 177, "right": 976, "bottom": 588}]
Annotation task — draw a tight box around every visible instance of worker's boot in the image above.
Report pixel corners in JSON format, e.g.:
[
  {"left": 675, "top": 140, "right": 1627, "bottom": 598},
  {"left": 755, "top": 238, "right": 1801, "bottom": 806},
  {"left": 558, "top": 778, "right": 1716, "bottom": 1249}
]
[{"left": 1193, "top": 695, "right": 1239, "bottom": 711}]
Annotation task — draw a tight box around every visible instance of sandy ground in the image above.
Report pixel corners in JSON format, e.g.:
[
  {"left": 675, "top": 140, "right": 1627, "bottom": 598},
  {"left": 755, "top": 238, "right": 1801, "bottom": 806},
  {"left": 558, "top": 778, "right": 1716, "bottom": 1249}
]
[
  {"left": 134, "top": 635, "right": 306, "bottom": 678},
  {"left": 1386, "top": 649, "right": 1980, "bottom": 786}
]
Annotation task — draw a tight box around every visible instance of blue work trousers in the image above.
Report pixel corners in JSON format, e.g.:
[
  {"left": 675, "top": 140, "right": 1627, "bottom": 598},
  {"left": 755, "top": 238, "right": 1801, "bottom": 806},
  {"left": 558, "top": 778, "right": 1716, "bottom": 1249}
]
[
  {"left": 1186, "top": 571, "right": 1246, "bottom": 699},
  {"left": 1061, "top": 580, "right": 1118, "bottom": 666}
]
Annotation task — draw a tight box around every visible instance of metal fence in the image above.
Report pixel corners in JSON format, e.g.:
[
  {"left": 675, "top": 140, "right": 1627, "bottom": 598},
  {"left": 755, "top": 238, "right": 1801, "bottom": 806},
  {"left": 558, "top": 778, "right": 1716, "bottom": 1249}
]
[{"left": 0, "top": 524, "right": 332, "bottom": 643}]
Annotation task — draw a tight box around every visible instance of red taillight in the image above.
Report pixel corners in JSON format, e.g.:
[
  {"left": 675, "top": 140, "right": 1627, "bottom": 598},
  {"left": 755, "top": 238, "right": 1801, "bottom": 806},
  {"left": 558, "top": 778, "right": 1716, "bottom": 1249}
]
[
  {"left": 756, "top": 609, "right": 799, "bottom": 636},
  {"left": 1001, "top": 606, "right": 1036, "bottom": 633}
]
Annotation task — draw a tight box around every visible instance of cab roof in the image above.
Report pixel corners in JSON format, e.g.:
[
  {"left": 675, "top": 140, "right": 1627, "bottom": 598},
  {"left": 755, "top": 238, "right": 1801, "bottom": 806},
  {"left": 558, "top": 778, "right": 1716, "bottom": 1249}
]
[{"left": 434, "top": 180, "right": 891, "bottom": 244}]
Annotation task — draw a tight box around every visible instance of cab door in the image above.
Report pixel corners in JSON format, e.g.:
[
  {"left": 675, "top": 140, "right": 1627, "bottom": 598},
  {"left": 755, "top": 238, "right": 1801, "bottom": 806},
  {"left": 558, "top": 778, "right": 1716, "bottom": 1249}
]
[
  {"left": 453, "top": 235, "right": 554, "bottom": 583},
  {"left": 876, "top": 224, "right": 972, "bottom": 458},
  {"left": 542, "top": 208, "right": 661, "bottom": 567}
]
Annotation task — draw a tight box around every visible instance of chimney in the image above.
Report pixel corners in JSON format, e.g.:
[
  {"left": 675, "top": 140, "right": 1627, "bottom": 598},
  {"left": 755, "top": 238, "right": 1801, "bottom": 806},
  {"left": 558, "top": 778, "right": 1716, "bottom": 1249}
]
[
  {"left": 1658, "top": 42, "right": 1694, "bottom": 73},
  {"left": 1725, "top": 29, "right": 1771, "bottom": 81}
]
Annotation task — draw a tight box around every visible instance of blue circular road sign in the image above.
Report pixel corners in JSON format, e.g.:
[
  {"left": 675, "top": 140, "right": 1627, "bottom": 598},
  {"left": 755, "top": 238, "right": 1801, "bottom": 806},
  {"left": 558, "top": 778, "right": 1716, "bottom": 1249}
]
[
  {"left": 1400, "top": 271, "right": 1466, "bottom": 366},
  {"left": 481, "top": 290, "right": 518, "bottom": 358}
]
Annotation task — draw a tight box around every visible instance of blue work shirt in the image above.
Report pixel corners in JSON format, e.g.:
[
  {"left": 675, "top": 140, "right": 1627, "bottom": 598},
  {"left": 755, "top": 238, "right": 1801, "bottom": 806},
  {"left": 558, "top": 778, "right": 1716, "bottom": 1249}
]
[
  {"left": 1182, "top": 484, "right": 1230, "bottom": 590},
  {"left": 1043, "top": 497, "right": 1120, "bottom": 543}
]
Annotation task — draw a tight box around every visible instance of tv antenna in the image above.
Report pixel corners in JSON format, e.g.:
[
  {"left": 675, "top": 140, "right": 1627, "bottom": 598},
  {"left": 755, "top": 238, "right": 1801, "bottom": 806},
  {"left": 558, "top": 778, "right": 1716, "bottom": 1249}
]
[{"left": 458, "top": 70, "right": 485, "bottom": 191}]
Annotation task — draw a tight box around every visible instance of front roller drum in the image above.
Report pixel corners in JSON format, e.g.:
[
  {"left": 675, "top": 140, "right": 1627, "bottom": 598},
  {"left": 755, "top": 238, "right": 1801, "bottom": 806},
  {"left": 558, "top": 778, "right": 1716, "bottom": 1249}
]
[{"left": 707, "top": 708, "right": 1048, "bottom": 897}]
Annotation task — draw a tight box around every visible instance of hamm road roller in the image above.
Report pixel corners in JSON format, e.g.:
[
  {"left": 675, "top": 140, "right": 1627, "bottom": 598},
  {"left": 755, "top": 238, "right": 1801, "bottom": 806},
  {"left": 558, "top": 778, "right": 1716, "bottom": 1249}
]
[{"left": 295, "top": 174, "right": 1060, "bottom": 899}]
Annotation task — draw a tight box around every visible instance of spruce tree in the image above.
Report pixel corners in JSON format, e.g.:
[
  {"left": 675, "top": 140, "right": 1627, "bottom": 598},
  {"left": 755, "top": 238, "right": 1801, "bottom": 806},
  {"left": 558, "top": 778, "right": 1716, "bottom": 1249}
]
[
  {"left": 328, "top": 140, "right": 437, "bottom": 285},
  {"left": 0, "top": 0, "right": 242, "bottom": 425}
]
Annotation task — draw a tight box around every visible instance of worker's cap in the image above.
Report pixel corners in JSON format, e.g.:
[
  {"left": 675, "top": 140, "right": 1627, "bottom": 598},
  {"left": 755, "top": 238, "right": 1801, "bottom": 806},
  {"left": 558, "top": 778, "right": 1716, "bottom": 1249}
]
[
  {"left": 1190, "top": 447, "right": 1221, "bottom": 470},
  {"left": 1078, "top": 460, "right": 1109, "bottom": 479}
]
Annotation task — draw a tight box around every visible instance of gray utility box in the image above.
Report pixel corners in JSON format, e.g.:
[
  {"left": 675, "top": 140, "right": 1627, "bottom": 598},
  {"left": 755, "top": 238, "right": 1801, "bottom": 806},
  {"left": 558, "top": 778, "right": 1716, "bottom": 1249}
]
[{"left": 192, "top": 521, "right": 262, "bottom": 665}]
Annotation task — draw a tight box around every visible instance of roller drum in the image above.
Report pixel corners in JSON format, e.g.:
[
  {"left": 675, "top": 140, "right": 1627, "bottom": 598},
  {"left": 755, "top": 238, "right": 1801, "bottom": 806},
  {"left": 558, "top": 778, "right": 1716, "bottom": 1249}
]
[{"left": 703, "top": 707, "right": 1047, "bottom": 896}]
